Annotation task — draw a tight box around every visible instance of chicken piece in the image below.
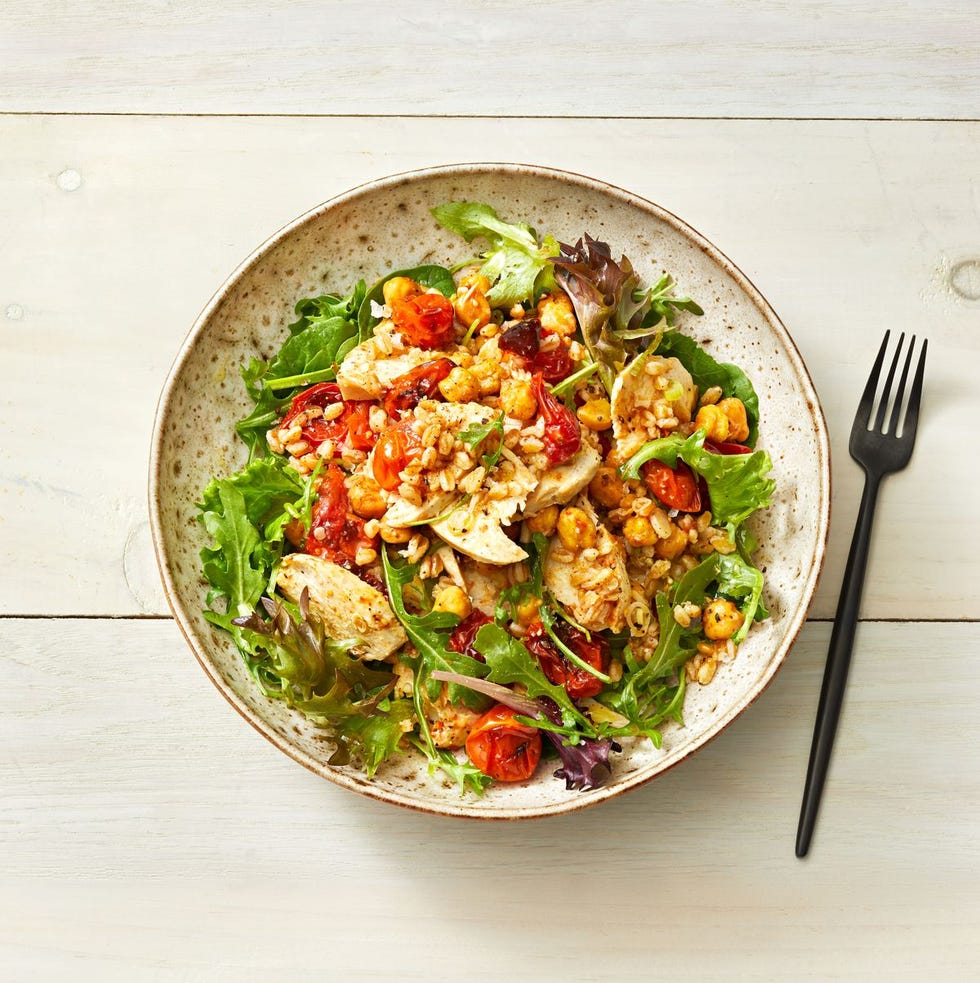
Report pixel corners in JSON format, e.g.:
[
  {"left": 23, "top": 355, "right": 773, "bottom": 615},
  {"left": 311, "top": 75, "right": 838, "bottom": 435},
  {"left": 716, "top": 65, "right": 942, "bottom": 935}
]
[
  {"left": 460, "top": 560, "right": 519, "bottom": 617},
  {"left": 383, "top": 491, "right": 457, "bottom": 529},
  {"left": 611, "top": 354, "right": 697, "bottom": 444},
  {"left": 522, "top": 444, "right": 601, "bottom": 517},
  {"left": 543, "top": 498, "right": 631, "bottom": 633},
  {"left": 276, "top": 553, "right": 406, "bottom": 661},
  {"left": 429, "top": 451, "right": 537, "bottom": 565},
  {"left": 336, "top": 338, "right": 436, "bottom": 401},
  {"left": 427, "top": 688, "right": 483, "bottom": 749}
]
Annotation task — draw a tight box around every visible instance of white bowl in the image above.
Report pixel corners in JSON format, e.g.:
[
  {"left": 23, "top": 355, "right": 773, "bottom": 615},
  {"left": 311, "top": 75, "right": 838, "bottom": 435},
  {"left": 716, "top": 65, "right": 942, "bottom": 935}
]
[{"left": 150, "top": 163, "right": 830, "bottom": 819}]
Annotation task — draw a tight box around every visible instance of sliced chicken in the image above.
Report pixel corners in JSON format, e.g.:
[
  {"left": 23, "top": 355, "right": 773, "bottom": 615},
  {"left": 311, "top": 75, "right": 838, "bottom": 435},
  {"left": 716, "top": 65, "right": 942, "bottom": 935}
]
[
  {"left": 276, "top": 553, "right": 406, "bottom": 661},
  {"left": 460, "top": 560, "right": 519, "bottom": 617},
  {"left": 522, "top": 444, "right": 601, "bottom": 517},
  {"left": 543, "top": 499, "right": 630, "bottom": 633},
  {"left": 611, "top": 354, "right": 697, "bottom": 444},
  {"left": 336, "top": 338, "right": 435, "bottom": 401}
]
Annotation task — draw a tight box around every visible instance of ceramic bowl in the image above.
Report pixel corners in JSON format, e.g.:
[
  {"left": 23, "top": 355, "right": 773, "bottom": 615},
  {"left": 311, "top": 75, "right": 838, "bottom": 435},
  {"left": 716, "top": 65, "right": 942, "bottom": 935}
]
[{"left": 149, "top": 163, "right": 830, "bottom": 819}]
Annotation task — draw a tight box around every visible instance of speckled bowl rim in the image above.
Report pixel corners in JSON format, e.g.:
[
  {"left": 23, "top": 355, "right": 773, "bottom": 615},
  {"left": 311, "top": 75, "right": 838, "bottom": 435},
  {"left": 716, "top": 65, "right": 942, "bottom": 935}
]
[{"left": 149, "top": 162, "right": 831, "bottom": 820}]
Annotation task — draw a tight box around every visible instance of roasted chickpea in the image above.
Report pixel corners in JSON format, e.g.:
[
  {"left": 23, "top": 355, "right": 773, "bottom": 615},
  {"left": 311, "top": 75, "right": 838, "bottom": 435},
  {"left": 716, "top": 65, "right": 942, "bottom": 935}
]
[
  {"left": 453, "top": 274, "right": 492, "bottom": 331},
  {"left": 525, "top": 505, "right": 559, "bottom": 536},
  {"left": 515, "top": 595, "right": 542, "bottom": 627},
  {"left": 469, "top": 359, "right": 501, "bottom": 396},
  {"left": 717, "top": 397, "right": 750, "bottom": 443},
  {"left": 500, "top": 378, "right": 538, "bottom": 422},
  {"left": 557, "top": 506, "right": 597, "bottom": 550},
  {"left": 694, "top": 403, "right": 730, "bottom": 443},
  {"left": 347, "top": 475, "right": 387, "bottom": 519},
  {"left": 382, "top": 276, "right": 421, "bottom": 307},
  {"left": 433, "top": 585, "right": 473, "bottom": 619},
  {"left": 379, "top": 522, "right": 412, "bottom": 544},
  {"left": 438, "top": 366, "right": 480, "bottom": 403},
  {"left": 654, "top": 523, "right": 689, "bottom": 560},
  {"left": 589, "top": 466, "right": 626, "bottom": 508},
  {"left": 577, "top": 398, "right": 612, "bottom": 431},
  {"left": 537, "top": 291, "right": 577, "bottom": 336},
  {"left": 702, "top": 598, "right": 745, "bottom": 640},
  {"left": 623, "top": 515, "right": 658, "bottom": 547}
]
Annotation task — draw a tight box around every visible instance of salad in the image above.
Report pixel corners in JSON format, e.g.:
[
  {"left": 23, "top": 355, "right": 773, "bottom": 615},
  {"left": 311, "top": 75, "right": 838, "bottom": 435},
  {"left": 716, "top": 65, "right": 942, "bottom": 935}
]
[{"left": 198, "top": 202, "right": 775, "bottom": 794}]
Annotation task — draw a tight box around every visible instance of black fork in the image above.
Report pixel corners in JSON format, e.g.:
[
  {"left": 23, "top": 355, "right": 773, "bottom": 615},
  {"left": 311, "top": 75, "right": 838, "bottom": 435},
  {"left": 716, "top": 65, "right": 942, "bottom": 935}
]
[{"left": 796, "top": 331, "right": 928, "bottom": 858}]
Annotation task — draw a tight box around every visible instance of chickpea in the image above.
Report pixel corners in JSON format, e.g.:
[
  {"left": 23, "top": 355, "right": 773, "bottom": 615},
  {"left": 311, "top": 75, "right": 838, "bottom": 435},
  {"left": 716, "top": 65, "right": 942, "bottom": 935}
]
[
  {"left": 525, "top": 505, "right": 559, "bottom": 536},
  {"left": 500, "top": 378, "right": 538, "bottom": 422},
  {"left": 718, "top": 397, "right": 750, "bottom": 443},
  {"left": 453, "top": 274, "right": 492, "bottom": 331},
  {"left": 589, "top": 467, "right": 626, "bottom": 508},
  {"left": 577, "top": 398, "right": 612, "bottom": 431},
  {"left": 433, "top": 585, "right": 472, "bottom": 619},
  {"left": 347, "top": 475, "right": 387, "bottom": 519},
  {"left": 469, "top": 359, "right": 501, "bottom": 396},
  {"left": 694, "top": 403, "right": 730, "bottom": 443},
  {"left": 438, "top": 366, "right": 480, "bottom": 403},
  {"left": 654, "top": 523, "right": 689, "bottom": 560},
  {"left": 623, "top": 515, "right": 658, "bottom": 547},
  {"left": 536, "top": 291, "right": 577, "bottom": 336},
  {"left": 379, "top": 522, "right": 412, "bottom": 544},
  {"left": 702, "top": 598, "right": 745, "bottom": 640},
  {"left": 382, "top": 276, "right": 421, "bottom": 307},
  {"left": 557, "top": 506, "right": 597, "bottom": 550},
  {"left": 515, "top": 595, "right": 542, "bottom": 627}
]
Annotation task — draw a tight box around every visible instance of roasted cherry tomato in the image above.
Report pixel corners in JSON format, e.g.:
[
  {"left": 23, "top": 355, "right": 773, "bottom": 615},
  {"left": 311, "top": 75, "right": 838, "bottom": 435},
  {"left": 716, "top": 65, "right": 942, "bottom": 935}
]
[
  {"left": 391, "top": 293, "right": 455, "bottom": 349},
  {"left": 704, "top": 439, "right": 752, "bottom": 455},
  {"left": 447, "top": 609, "right": 492, "bottom": 662},
  {"left": 531, "top": 374, "right": 581, "bottom": 465},
  {"left": 281, "top": 383, "right": 376, "bottom": 454},
  {"left": 642, "top": 459, "right": 702, "bottom": 512},
  {"left": 465, "top": 704, "right": 542, "bottom": 783},
  {"left": 498, "top": 317, "right": 541, "bottom": 358},
  {"left": 383, "top": 358, "right": 455, "bottom": 419},
  {"left": 525, "top": 619, "right": 609, "bottom": 700},
  {"left": 530, "top": 335, "right": 575, "bottom": 382},
  {"left": 498, "top": 319, "right": 574, "bottom": 382},
  {"left": 372, "top": 419, "right": 421, "bottom": 491},
  {"left": 305, "top": 464, "right": 378, "bottom": 569}
]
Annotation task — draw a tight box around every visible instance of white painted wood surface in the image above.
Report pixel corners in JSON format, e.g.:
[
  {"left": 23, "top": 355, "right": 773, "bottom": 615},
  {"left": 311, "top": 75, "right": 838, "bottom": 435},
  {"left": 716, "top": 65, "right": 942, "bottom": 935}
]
[
  {"left": 2, "top": 6, "right": 978, "bottom": 978},
  {"left": 1, "top": 116, "right": 977, "bottom": 617},
  {"left": 2, "top": 1, "right": 978, "bottom": 118},
  {"left": 2, "top": 620, "right": 977, "bottom": 980}
]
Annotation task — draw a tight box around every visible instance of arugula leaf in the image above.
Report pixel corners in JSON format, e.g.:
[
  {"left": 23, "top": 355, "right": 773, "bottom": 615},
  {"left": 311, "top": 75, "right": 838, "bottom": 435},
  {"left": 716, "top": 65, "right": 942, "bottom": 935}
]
[
  {"left": 380, "top": 547, "right": 489, "bottom": 710},
  {"left": 714, "top": 552, "right": 768, "bottom": 642},
  {"left": 431, "top": 202, "right": 558, "bottom": 306},
  {"left": 620, "top": 429, "right": 774, "bottom": 527},
  {"left": 233, "top": 596, "right": 407, "bottom": 776},
  {"left": 653, "top": 330, "right": 760, "bottom": 446},
  {"left": 457, "top": 412, "right": 505, "bottom": 470},
  {"left": 634, "top": 273, "right": 704, "bottom": 328},
  {"left": 356, "top": 264, "right": 455, "bottom": 343},
  {"left": 475, "top": 623, "right": 596, "bottom": 737},
  {"left": 235, "top": 287, "right": 364, "bottom": 459}
]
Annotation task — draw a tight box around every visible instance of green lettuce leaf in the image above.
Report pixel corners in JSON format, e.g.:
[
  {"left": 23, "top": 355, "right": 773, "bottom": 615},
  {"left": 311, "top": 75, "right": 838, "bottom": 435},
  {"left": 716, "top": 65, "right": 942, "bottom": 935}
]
[
  {"left": 654, "top": 330, "right": 760, "bottom": 446},
  {"left": 380, "top": 547, "right": 489, "bottom": 710},
  {"left": 714, "top": 552, "right": 769, "bottom": 642},
  {"left": 620, "top": 429, "right": 774, "bottom": 527},
  {"left": 431, "top": 202, "right": 558, "bottom": 306},
  {"left": 357, "top": 264, "right": 455, "bottom": 343}
]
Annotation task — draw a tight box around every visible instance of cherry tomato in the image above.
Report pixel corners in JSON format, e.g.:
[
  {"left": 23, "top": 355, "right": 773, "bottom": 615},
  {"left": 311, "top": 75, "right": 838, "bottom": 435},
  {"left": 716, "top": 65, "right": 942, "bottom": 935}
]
[
  {"left": 372, "top": 419, "right": 421, "bottom": 491},
  {"left": 383, "top": 358, "right": 455, "bottom": 419},
  {"left": 281, "top": 383, "right": 376, "bottom": 454},
  {"left": 465, "top": 704, "right": 542, "bottom": 782},
  {"left": 531, "top": 374, "right": 581, "bottom": 466},
  {"left": 525, "top": 619, "right": 609, "bottom": 700},
  {"left": 391, "top": 293, "right": 455, "bottom": 349},
  {"left": 498, "top": 319, "right": 574, "bottom": 382},
  {"left": 498, "top": 318, "right": 541, "bottom": 358},
  {"left": 447, "top": 610, "right": 492, "bottom": 662},
  {"left": 530, "top": 335, "right": 575, "bottom": 382},
  {"left": 305, "top": 464, "right": 378, "bottom": 569},
  {"left": 704, "top": 439, "right": 752, "bottom": 455},
  {"left": 642, "top": 459, "right": 702, "bottom": 512}
]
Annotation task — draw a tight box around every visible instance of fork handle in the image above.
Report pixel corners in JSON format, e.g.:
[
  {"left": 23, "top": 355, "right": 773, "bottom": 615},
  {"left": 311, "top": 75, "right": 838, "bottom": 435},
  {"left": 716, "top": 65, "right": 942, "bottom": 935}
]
[{"left": 796, "top": 471, "right": 881, "bottom": 857}]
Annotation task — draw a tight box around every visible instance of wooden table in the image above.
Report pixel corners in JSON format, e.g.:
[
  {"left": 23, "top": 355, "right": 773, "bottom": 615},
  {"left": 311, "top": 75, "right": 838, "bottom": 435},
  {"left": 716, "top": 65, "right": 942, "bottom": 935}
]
[{"left": 2, "top": 4, "right": 978, "bottom": 980}]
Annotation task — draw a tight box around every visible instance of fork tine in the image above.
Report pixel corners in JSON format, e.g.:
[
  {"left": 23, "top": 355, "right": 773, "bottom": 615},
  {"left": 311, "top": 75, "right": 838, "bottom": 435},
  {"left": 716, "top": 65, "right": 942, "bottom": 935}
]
[
  {"left": 898, "top": 338, "right": 928, "bottom": 439},
  {"left": 855, "top": 331, "right": 890, "bottom": 427},
  {"left": 887, "top": 335, "right": 916, "bottom": 436},
  {"left": 873, "top": 331, "right": 906, "bottom": 432}
]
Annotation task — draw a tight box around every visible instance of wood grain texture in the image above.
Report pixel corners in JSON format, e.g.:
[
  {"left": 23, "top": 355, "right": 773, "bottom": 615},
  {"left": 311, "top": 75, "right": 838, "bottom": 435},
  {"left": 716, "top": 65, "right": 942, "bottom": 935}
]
[
  {"left": 1, "top": 115, "right": 977, "bottom": 617},
  {"left": 2, "top": 1, "right": 978, "bottom": 119},
  {"left": 1, "top": 618, "right": 977, "bottom": 981}
]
